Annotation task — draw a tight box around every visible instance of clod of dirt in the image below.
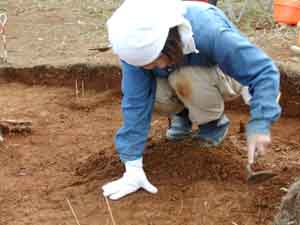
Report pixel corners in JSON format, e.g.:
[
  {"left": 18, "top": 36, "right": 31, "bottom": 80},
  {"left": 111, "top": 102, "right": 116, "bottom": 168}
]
[
  {"left": 0, "top": 119, "right": 32, "bottom": 135},
  {"left": 274, "top": 180, "right": 300, "bottom": 225},
  {"left": 75, "top": 151, "right": 109, "bottom": 177}
]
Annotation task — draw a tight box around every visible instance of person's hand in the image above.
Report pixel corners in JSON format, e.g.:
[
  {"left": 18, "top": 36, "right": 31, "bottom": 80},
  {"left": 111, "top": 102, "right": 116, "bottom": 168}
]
[
  {"left": 102, "top": 158, "right": 158, "bottom": 200},
  {"left": 247, "top": 134, "right": 271, "bottom": 164}
]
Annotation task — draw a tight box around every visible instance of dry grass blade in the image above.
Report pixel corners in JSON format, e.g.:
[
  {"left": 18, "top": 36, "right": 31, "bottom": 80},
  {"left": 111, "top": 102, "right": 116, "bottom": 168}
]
[
  {"left": 104, "top": 196, "right": 117, "bottom": 225},
  {"left": 75, "top": 80, "right": 79, "bottom": 100},
  {"left": 66, "top": 198, "right": 82, "bottom": 225},
  {"left": 81, "top": 80, "right": 85, "bottom": 97},
  {"left": 2, "top": 33, "right": 6, "bottom": 62}
]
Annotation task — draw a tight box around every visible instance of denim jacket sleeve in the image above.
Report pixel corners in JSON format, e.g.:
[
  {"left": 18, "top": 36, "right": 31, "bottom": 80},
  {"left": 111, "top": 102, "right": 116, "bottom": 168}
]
[
  {"left": 192, "top": 9, "right": 281, "bottom": 136},
  {"left": 115, "top": 61, "right": 156, "bottom": 162},
  {"left": 213, "top": 28, "right": 281, "bottom": 135}
]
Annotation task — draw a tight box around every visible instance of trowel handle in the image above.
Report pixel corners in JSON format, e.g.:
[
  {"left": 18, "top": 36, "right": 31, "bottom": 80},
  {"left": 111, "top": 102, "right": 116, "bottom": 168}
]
[{"left": 246, "top": 163, "right": 253, "bottom": 173}]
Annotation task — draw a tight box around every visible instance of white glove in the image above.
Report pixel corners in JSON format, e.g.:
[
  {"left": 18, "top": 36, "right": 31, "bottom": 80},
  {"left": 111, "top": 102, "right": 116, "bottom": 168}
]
[
  {"left": 102, "top": 158, "right": 158, "bottom": 200},
  {"left": 247, "top": 134, "right": 271, "bottom": 164}
]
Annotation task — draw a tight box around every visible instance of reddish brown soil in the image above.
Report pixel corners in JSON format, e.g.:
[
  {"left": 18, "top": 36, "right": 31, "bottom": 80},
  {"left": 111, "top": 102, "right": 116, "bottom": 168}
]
[
  {"left": 2, "top": 1, "right": 300, "bottom": 224},
  {"left": 1, "top": 81, "right": 300, "bottom": 225}
]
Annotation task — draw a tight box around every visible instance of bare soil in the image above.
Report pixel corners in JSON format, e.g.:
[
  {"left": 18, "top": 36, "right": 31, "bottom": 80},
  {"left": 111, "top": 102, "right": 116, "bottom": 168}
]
[
  {"left": 1, "top": 80, "right": 300, "bottom": 225},
  {"left": 1, "top": 1, "right": 300, "bottom": 225}
]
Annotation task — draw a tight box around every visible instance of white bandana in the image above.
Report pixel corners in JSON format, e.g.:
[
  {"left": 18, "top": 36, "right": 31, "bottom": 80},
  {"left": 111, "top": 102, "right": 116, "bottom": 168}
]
[{"left": 107, "top": 0, "right": 198, "bottom": 66}]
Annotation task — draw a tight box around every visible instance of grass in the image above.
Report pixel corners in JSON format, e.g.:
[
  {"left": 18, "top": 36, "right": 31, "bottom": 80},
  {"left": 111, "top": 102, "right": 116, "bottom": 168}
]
[
  {"left": 218, "top": 0, "right": 297, "bottom": 44},
  {"left": 8, "top": 0, "right": 298, "bottom": 64},
  {"left": 218, "top": 0, "right": 275, "bottom": 34},
  {"left": 24, "top": 0, "right": 121, "bottom": 49}
]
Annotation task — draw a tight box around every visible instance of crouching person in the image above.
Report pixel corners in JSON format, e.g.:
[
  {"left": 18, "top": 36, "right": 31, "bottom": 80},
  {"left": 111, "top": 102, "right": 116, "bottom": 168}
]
[
  {"left": 155, "top": 66, "right": 250, "bottom": 147},
  {"left": 102, "top": 0, "right": 281, "bottom": 200}
]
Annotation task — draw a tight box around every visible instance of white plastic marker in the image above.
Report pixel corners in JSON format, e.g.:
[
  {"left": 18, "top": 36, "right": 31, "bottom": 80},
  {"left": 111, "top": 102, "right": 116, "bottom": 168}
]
[{"left": 0, "top": 13, "right": 7, "bottom": 63}]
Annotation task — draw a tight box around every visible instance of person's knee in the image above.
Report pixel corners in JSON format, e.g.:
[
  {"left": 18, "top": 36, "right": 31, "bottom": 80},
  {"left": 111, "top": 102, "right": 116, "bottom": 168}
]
[
  {"left": 168, "top": 66, "right": 224, "bottom": 125},
  {"left": 168, "top": 66, "right": 218, "bottom": 102},
  {"left": 154, "top": 77, "right": 184, "bottom": 115},
  {"left": 168, "top": 67, "right": 199, "bottom": 102}
]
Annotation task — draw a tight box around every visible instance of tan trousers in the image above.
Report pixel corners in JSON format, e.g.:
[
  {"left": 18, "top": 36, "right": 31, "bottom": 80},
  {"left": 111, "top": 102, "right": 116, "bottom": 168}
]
[{"left": 154, "top": 66, "right": 250, "bottom": 125}]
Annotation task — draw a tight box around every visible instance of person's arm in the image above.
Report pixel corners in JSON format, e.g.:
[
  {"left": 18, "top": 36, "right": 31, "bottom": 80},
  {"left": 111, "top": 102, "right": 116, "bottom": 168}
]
[
  {"left": 210, "top": 28, "right": 281, "bottom": 136},
  {"left": 102, "top": 61, "right": 158, "bottom": 200},
  {"left": 115, "top": 61, "right": 156, "bottom": 161},
  {"left": 196, "top": 16, "right": 281, "bottom": 163}
]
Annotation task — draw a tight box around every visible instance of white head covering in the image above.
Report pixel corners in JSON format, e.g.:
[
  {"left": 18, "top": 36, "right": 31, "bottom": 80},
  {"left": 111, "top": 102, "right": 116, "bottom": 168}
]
[{"left": 107, "top": 0, "right": 198, "bottom": 66}]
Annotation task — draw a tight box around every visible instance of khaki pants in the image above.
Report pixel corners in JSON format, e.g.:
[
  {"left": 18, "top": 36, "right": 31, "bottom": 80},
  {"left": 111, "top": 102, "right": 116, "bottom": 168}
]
[{"left": 155, "top": 66, "right": 249, "bottom": 125}]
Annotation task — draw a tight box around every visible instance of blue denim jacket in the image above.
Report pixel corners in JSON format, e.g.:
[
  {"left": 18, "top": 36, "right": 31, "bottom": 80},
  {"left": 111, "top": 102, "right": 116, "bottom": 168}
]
[{"left": 115, "top": 3, "right": 281, "bottom": 161}]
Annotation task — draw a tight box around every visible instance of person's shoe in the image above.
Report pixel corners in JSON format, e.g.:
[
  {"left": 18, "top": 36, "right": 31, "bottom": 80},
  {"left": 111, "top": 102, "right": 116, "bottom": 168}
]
[
  {"left": 166, "top": 115, "right": 192, "bottom": 141},
  {"left": 192, "top": 114, "right": 230, "bottom": 148}
]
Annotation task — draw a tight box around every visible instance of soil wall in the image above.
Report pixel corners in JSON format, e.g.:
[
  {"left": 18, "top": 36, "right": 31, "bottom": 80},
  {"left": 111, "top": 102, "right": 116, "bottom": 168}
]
[
  {"left": 0, "top": 62, "right": 299, "bottom": 117},
  {"left": 0, "top": 63, "right": 121, "bottom": 93}
]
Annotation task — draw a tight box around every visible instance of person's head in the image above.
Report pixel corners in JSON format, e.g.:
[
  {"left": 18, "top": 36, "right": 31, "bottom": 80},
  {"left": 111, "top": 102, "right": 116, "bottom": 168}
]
[
  {"left": 143, "top": 26, "right": 183, "bottom": 70},
  {"left": 107, "top": 0, "right": 193, "bottom": 69}
]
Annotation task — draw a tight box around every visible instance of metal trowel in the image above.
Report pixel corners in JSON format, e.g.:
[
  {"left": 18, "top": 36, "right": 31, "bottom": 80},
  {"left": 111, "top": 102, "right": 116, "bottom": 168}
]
[
  {"left": 246, "top": 92, "right": 280, "bottom": 184},
  {"left": 246, "top": 163, "right": 276, "bottom": 184}
]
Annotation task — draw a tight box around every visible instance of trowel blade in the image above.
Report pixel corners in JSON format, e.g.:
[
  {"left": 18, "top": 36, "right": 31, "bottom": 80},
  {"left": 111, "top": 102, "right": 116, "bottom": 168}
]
[{"left": 247, "top": 170, "right": 276, "bottom": 184}]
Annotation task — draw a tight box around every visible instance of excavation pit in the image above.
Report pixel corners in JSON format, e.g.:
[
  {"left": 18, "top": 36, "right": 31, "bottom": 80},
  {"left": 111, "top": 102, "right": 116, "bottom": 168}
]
[{"left": 0, "top": 63, "right": 300, "bottom": 225}]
